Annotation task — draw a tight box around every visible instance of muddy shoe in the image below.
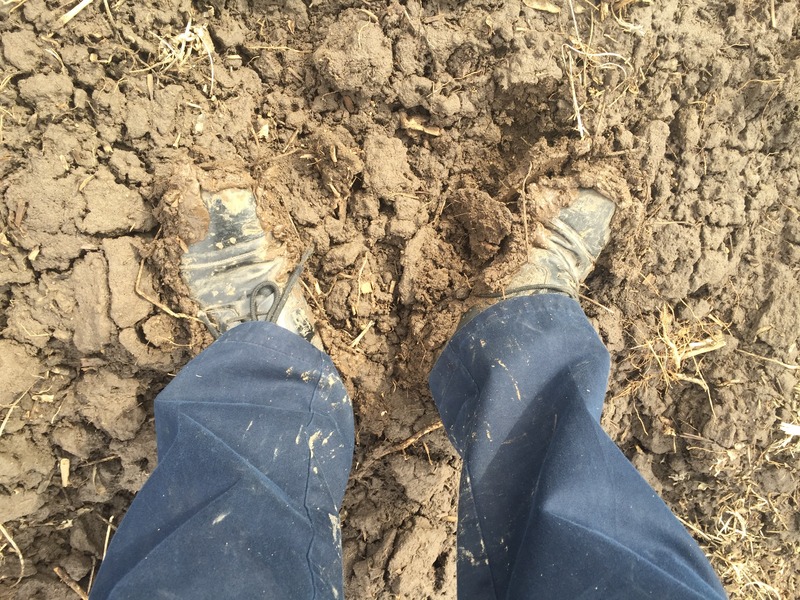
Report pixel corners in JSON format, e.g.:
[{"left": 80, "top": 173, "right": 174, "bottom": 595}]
[
  {"left": 462, "top": 188, "right": 615, "bottom": 326},
  {"left": 505, "top": 188, "right": 616, "bottom": 299},
  {"left": 180, "top": 188, "right": 320, "bottom": 346}
]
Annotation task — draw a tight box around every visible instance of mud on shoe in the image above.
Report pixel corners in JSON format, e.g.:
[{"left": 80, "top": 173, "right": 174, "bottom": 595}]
[
  {"left": 180, "top": 187, "right": 320, "bottom": 347},
  {"left": 461, "top": 188, "right": 616, "bottom": 327},
  {"left": 505, "top": 187, "right": 616, "bottom": 299}
]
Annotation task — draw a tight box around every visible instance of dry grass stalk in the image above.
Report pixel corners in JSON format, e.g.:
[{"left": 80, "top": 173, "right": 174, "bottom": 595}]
[
  {"left": 353, "top": 255, "right": 371, "bottom": 316},
  {"left": 0, "top": 72, "right": 18, "bottom": 94},
  {"left": 102, "top": 515, "right": 114, "bottom": 560},
  {"left": 563, "top": 49, "right": 587, "bottom": 138},
  {"left": 0, "top": 384, "right": 34, "bottom": 438},
  {"left": 54, "top": 566, "right": 89, "bottom": 599},
  {"left": 523, "top": 0, "right": 561, "bottom": 14},
  {"left": 356, "top": 422, "right": 445, "bottom": 472},
  {"left": 0, "top": 523, "right": 25, "bottom": 586},
  {"left": 579, "top": 293, "right": 615, "bottom": 314},
  {"left": 246, "top": 44, "right": 310, "bottom": 54},
  {"left": 350, "top": 320, "right": 374, "bottom": 348},
  {"left": 602, "top": 0, "right": 651, "bottom": 35},
  {"left": 60, "top": 0, "right": 94, "bottom": 26},
  {"left": 134, "top": 260, "right": 202, "bottom": 323},
  {"left": 734, "top": 348, "right": 798, "bottom": 370},
  {"left": 372, "top": 422, "right": 444, "bottom": 461},
  {"left": 1, "top": 0, "right": 29, "bottom": 10},
  {"left": 101, "top": 0, "right": 115, "bottom": 26}
]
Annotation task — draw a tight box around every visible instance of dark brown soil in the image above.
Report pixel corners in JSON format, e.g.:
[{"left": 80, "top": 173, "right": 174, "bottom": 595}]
[{"left": 1, "top": 1, "right": 799, "bottom": 598}]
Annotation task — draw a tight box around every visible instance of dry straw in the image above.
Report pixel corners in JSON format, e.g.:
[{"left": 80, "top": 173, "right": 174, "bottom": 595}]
[
  {"left": 561, "top": 0, "right": 636, "bottom": 138},
  {"left": 623, "top": 304, "right": 727, "bottom": 415},
  {"left": 680, "top": 426, "right": 799, "bottom": 600},
  {"left": 622, "top": 303, "right": 799, "bottom": 598},
  {"left": 130, "top": 20, "right": 217, "bottom": 97},
  {"left": 0, "top": 523, "right": 24, "bottom": 586}
]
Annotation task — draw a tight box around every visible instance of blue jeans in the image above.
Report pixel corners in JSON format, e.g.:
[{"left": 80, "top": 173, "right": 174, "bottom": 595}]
[{"left": 91, "top": 295, "right": 726, "bottom": 599}]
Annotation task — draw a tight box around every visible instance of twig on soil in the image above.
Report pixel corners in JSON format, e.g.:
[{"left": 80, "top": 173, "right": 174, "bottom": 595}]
[
  {"left": 356, "top": 7, "right": 379, "bottom": 22},
  {"left": 265, "top": 148, "right": 300, "bottom": 163},
  {"left": 568, "top": 0, "right": 583, "bottom": 44},
  {"left": 102, "top": 0, "right": 116, "bottom": 27},
  {"left": 560, "top": 0, "right": 636, "bottom": 137},
  {"left": 54, "top": 566, "right": 89, "bottom": 600},
  {"left": 0, "top": 383, "right": 34, "bottom": 438},
  {"left": 735, "top": 349, "right": 798, "bottom": 370},
  {"left": 422, "top": 440, "right": 433, "bottom": 465},
  {"left": 563, "top": 48, "right": 587, "bottom": 139},
  {"left": 50, "top": 397, "right": 66, "bottom": 424},
  {"left": 401, "top": 6, "right": 419, "bottom": 33},
  {"left": 0, "top": 0, "right": 25, "bottom": 9},
  {"left": 250, "top": 124, "right": 261, "bottom": 149},
  {"left": 45, "top": 48, "right": 67, "bottom": 72},
  {"left": 350, "top": 320, "right": 374, "bottom": 348},
  {"left": 60, "top": 0, "right": 94, "bottom": 26},
  {"left": 353, "top": 255, "right": 369, "bottom": 316},
  {"left": 245, "top": 44, "right": 310, "bottom": 54},
  {"left": 623, "top": 305, "right": 728, "bottom": 418},
  {"left": 610, "top": 5, "right": 644, "bottom": 35},
  {"left": 632, "top": 400, "right": 648, "bottom": 435},
  {"left": 563, "top": 45, "right": 631, "bottom": 74},
  {"left": 79, "top": 455, "right": 120, "bottom": 468},
  {"left": 282, "top": 129, "right": 299, "bottom": 154},
  {"left": 432, "top": 195, "right": 447, "bottom": 227},
  {"left": 0, "top": 72, "right": 20, "bottom": 95},
  {"left": 300, "top": 280, "right": 324, "bottom": 312},
  {"left": 93, "top": 512, "right": 118, "bottom": 535},
  {"left": 78, "top": 174, "right": 95, "bottom": 192},
  {"left": 737, "top": 78, "right": 785, "bottom": 92},
  {"left": 770, "top": 0, "right": 776, "bottom": 29},
  {"left": 102, "top": 515, "right": 114, "bottom": 560},
  {"left": 0, "top": 523, "right": 25, "bottom": 586},
  {"left": 374, "top": 422, "right": 444, "bottom": 460},
  {"left": 86, "top": 557, "right": 97, "bottom": 597},
  {"left": 134, "top": 260, "right": 202, "bottom": 323},
  {"left": 578, "top": 293, "right": 615, "bottom": 314}
]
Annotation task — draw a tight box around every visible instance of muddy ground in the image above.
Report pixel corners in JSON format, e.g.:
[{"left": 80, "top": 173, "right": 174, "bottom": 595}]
[{"left": 1, "top": 0, "right": 799, "bottom": 598}]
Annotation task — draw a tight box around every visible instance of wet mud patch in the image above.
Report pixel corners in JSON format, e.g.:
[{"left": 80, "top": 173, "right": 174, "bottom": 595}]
[{"left": 2, "top": 0, "right": 799, "bottom": 598}]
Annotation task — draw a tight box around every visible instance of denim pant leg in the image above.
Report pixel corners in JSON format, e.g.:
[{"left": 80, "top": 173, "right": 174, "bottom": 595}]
[
  {"left": 90, "top": 322, "right": 354, "bottom": 600},
  {"left": 430, "top": 295, "right": 727, "bottom": 600}
]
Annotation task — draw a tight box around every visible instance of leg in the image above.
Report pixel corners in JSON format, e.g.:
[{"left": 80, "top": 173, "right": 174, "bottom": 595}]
[
  {"left": 91, "top": 322, "right": 354, "bottom": 600},
  {"left": 430, "top": 294, "right": 727, "bottom": 600}
]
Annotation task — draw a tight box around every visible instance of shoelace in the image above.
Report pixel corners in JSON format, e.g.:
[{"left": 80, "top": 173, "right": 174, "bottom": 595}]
[{"left": 199, "top": 247, "right": 314, "bottom": 339}]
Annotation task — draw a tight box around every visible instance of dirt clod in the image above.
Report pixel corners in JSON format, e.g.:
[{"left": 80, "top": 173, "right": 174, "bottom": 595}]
[{"left": 76, "top": 373, "right": 143, "bottom": 441}]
